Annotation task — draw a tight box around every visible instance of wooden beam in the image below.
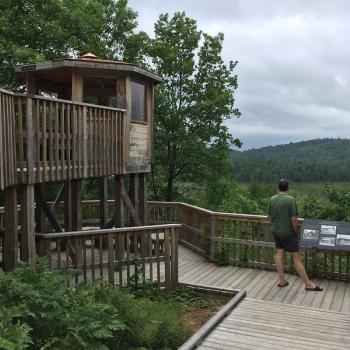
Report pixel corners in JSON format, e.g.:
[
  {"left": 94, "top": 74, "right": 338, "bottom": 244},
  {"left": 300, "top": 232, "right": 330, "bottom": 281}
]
[
  {"left": 129, "top": 173, "right": 140, "bottom": 222},
  {"left": 138, "top": 173, "right": 148, "bottom": 225},
  {"left": 115, "top": 175, "right": 124, "bottom": 228},
  {"left": 64, "top": 181, "right": 73, "bottom": 232},
  {"left": 125, "top": 74, "right": 131, "bottom": 165},
  {"left": 25, "top": 71, "right": 37, "bottom": 94},
  {"left": 19, "top": 185, "right": 36, "bottom": 265},
  {"left": 116, "top": 76, "right": 126, "bottom": 109},
  {"left": 71, "top": 70, "right": 83, "bottom": 102},
  {"left": 51, "top": 183, "right": 65, "bottom": 214},
  {"left": 35, "top": 183, "right": 47, "bottom": 233},
  {"left": 4, "top": 186, "right": 17, "bottom": 271},
  {"left": 99, "top": 177, "right": 108, "bottom": 228},
  {"left": 35, "top": 186, "right": 63, "bottom": 233},
  {"left": 0, "top": 94, "right": 4, "bottom": 190},
  {"left": 71, "top": 180, "right": 82, "bottom": 231},
  {"left": 121, "top": 189, "right": 141, "bottom": 226},
  {"left": 25, "top": 97, "right": 35, "bottom": 184}
]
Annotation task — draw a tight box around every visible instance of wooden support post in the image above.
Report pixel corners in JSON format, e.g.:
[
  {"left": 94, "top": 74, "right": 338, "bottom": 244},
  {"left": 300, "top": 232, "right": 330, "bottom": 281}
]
[
  {"left": 35, "top": 183, "right": 47, "bottom": 233},
  {"left": 121, "top": 190, "right": 141, "bottom": 226},
  {"left": 64, "top": 180, "right": 73, "bottom": 232},
  {"left": 4, "top": 186, "right": 18, "bottom": 271},
  {"left": 115, "top": 175, "right": 125, "bottom": 269},
  {"left": 26, "top": 97, "right": 35, "bottom": 184},
  {"left": 19, "top": 185, "right": 36, "bottom": 265},
  {"left": 171, "top": 227, "right": 179, "bottom": 289},
  {"left": 129, "top": 173, "right": 140, "bottom": 223},
  {"left": 99, "top": 177, "right": 108, "bottom": 229},
  {"left": 35, "top": 186, "right": 63, "bottom": 233},
  {"left": 115, "top": 175, "right": 124, "bottom": 228},
  {"left": 138, "top": 173, "right": 148, "bottom": 225},
  {"left": 71, "top": 180, "right": 82, "bottom": 231},
  {"left": 209, "top": 216, "right": 217, "bottom": 262}
]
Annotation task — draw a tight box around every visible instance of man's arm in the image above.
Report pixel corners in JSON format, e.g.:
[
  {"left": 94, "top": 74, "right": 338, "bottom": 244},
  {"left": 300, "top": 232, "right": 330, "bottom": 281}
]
[
  {"left": 290, "top": 198, "right": 299, "bottom": 233},
  {"left": 267, "top": 200, "right": 272, "bottom": 223},
  {"left": 291, "top": 216, "right": 299, "bottom": 233}
]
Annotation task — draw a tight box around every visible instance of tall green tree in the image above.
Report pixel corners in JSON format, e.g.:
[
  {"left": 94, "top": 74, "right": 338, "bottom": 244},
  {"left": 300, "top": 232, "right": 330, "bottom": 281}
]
[
  {"left": 0, "top": 0, "right": 147, "bottom": 89},
  {"left": 149, "top": 12, "right": 241, "bottom": 201}
]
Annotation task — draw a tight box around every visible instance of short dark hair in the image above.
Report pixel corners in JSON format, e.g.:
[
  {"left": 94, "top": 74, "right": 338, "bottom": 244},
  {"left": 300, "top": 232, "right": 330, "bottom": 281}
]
[{"left": 278, "top": 179, "right": 289, "bottom": 191}]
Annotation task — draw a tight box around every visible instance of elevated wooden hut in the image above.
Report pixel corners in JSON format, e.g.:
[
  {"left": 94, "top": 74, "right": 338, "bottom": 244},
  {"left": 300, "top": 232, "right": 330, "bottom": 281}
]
[{"left": 0, "top": 53, "right": 161, "bottom": 271}]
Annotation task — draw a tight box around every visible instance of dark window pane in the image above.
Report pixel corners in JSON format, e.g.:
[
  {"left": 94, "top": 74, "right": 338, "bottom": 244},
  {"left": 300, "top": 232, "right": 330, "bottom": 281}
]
[{"left": 131, "top": 81, "right": 146, "bottom": 122}]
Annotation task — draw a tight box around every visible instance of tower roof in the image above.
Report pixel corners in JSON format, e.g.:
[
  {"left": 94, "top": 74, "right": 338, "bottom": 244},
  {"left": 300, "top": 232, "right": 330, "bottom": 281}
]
[{"left": 15, "top": 53, "right": 162, "bottom": 84}]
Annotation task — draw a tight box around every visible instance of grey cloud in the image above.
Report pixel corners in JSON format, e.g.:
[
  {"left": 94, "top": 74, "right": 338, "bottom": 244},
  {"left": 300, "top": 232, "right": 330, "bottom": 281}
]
[{"left": 129, "top": 0, "right": 350, "bottom": 149}]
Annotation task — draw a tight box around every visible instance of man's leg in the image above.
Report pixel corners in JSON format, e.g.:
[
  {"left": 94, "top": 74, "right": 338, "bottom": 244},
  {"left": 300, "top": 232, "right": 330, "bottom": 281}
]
[
  {"left": 291, "top": 252, "right": 315, "bottom": 289},
  {"left": 276, "top": 249, "right": 287, "bottom": 285}
]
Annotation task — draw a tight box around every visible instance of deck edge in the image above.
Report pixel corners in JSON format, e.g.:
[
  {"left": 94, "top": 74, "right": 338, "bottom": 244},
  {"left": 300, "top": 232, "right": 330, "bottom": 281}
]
[{"left": 178, "top": 289, "right": 246, "bottom": 350}]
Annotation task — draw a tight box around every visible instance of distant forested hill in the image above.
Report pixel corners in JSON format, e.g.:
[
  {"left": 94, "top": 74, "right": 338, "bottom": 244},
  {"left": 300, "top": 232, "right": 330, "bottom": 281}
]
[{"left": 231, "top": 138, "right": 350, "bottom": 182}]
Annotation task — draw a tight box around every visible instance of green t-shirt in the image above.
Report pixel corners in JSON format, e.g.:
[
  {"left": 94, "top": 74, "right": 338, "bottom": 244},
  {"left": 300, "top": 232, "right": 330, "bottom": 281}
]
[{"left": 267, "top": 194, "right": 298, "bottom": 237}]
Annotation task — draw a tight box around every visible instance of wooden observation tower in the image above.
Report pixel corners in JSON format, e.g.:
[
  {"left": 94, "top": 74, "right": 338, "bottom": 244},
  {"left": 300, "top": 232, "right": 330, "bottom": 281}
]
[{"left": 0, "top": 53, "right": 161, "bottom": 271}]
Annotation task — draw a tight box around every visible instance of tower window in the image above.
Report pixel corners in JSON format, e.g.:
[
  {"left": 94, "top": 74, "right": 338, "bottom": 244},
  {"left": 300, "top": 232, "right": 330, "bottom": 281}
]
[{"left": 131, "top": 81, "right": 146, "bottom": 123}]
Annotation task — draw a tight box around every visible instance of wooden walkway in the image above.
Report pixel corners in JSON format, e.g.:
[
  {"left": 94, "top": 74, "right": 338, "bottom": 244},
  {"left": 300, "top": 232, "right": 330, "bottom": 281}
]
[
  {"left": 179, "top": 246, "right": 350, "bottom": 349},
  {"left": 196, "top": 298, "right": 350, "bottom": 350},
  {"left": 178, "top": 246, "right": 350, "bottom": 314}
]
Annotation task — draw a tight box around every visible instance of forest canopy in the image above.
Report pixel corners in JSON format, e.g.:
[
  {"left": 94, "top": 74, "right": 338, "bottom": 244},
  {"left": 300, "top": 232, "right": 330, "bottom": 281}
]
[{"left": 232, "top": 138, "right": 350, "bottom": 183}]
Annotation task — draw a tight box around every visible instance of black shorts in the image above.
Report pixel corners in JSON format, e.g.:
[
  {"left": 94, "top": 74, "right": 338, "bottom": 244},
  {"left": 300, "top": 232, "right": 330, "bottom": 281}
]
[{"left": 273, "top": 234, "right": 299, "bottom": 252}]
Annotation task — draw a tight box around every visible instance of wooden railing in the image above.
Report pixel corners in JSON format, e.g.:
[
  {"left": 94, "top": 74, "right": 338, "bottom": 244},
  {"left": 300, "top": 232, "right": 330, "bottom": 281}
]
[
  {"left": 36, "top": 224, "right": 180, "bottom": 290},
  {"left": 0, "top": 88, "right": 127, "bottom": 189},
  {"left": 0, "top": 89, "right": 17, "bottom": 189},
  {"left": 2, "top": 200, "right": 350, "bottom": 280},
  {"left": 149, "top": 202, "right": 350, "bottom": 281}
]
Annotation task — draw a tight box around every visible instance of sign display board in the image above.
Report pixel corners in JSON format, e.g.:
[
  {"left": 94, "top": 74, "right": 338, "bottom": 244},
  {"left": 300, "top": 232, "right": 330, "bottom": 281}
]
[{"left": 300, "top": 219, "right": 350, "bottom": 251}]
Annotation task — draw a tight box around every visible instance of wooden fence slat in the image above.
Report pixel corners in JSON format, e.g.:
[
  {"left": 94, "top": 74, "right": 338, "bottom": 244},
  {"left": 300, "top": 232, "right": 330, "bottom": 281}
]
[
  {"left": 0, "top": 93, "right": 5, "bottom": 190},
  {"left": 49, "top": 101, "right": 54, "bottom": 180},
  {"left": 83, "top": 106, "right": 87, "bottom": 178},
  {"left": 42, "top": 100, "right": 47, "bottom": 182},
  {"left": 55, "top": 102, "right": 59, "bottom": 180},
  {"left": 164, "top": 228, "right": 171, "bottom": 290}
]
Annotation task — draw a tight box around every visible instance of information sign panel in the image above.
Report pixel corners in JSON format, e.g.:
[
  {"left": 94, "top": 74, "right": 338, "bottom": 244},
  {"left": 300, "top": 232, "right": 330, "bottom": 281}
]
[{"left": 300, "top": 219, "right": 350, "bottom": 251}]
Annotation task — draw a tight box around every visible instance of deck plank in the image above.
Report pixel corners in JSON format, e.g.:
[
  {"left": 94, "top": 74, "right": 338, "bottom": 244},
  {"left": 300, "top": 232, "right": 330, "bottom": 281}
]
[
  {"left": 197, "top": 298, "right": 350, "bottom": 350},
  {"left": 177, "top": 245, "right": 350, "bottom": 316}
]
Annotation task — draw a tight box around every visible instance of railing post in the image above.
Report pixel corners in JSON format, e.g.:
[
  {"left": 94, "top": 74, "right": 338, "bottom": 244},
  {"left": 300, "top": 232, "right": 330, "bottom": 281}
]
[
  {"left": 19, "top": 184, "right": 36, "bottom": 266},
  {"left": 164, "top": 228, "right": 171, "bottom": 291},
  {"left": 171, "top": 226, "right": 179, "bottom": 289},
  {"left": 26, "top": 97, "right": 35, "bottom": 183},
  {"left": 82, "top": 106, "right": 87, "bottom": 178},
  {"left": 209, "top": 215, "right": 217, "bottom": 261},
  {"left": 178, "top": 204, "right": 184, "bottom": 239},
  {"left": 4, "top": 186, "right": 18, "bottom": 271},
  {"left": 0, "top": 92, "right": 4, "bottom": 190},
  {"left": 108, "top": 234, "right": 115, "bottom": 285}
]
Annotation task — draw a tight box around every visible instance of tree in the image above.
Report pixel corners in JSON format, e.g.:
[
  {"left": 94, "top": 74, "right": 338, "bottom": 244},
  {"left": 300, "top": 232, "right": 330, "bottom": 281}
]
[
  {"left": 149, "top": 12, "right": 241, "bottom": 201},
  {"left": 0, "top": 0, "right": 148, "bottom": 89}
]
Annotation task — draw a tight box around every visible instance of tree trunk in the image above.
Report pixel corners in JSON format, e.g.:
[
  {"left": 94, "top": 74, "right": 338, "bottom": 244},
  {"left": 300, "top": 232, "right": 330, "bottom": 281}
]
[{"left": 166, "top": 177, "right": 173, "bottom": 201}]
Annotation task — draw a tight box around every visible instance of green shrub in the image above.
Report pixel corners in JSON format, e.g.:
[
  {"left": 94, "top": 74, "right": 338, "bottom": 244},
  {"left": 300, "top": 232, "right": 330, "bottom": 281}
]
[
  {"left": 0, "top": 306, "right": 32, "bottom": 349},
  {"left": 156, "top": 288, "right": 213, "bottom": 311},
  {"left": 214, "top": 244, "right": 230, "bottom": 266},
  {"left": 0, "top": 260, "right": 190, "bottom": 350}
]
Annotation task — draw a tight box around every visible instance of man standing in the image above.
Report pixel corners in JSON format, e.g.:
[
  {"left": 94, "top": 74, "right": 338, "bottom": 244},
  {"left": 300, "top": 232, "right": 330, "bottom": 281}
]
[{"left": 267, "top": 179, "right": 322, "bottom": 291}]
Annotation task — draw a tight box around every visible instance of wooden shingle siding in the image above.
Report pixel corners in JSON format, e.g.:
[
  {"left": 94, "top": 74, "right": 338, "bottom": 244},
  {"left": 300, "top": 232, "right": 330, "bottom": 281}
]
[{"left": 129, "top": 123, "right": 150, "bottom": 165}]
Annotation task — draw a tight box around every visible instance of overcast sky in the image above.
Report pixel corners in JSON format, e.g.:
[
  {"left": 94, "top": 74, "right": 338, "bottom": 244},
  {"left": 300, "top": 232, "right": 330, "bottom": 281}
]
[{"left": 129, "top": 0, "right": 350, "bottom": 150}]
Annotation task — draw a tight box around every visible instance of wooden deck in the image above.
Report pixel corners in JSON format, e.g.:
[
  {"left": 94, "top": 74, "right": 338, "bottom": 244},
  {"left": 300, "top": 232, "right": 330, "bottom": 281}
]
[
  {"left": 179, "top": 246, "right": 350, "bottom": 349},
  {"left": 178, "top": 246, "right": 350, "bottom": 313},
  {"left": 196, "top": 298, "right": 350, "bottom": 350}
]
